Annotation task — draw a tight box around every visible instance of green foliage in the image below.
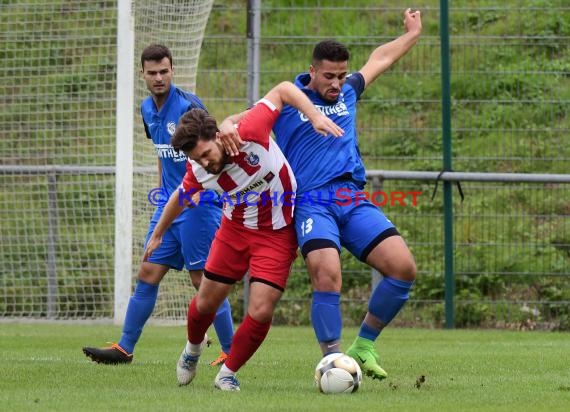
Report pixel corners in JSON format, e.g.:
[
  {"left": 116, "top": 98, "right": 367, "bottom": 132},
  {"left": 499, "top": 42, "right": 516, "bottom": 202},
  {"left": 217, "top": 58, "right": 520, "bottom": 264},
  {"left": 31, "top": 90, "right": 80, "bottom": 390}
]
[{"left": 2, "top": 1, "right": 569, "bottom": 328}]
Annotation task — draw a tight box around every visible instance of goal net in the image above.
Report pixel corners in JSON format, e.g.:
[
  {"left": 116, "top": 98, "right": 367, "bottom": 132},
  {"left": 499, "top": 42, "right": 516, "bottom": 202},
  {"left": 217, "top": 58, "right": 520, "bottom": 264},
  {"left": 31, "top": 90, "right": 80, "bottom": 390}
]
[
  {"left": 132, "top": 0, "right": 214, "bottom": 322},
  {"left": 0, "top": 0, "right": 213, "bottom": 321}
]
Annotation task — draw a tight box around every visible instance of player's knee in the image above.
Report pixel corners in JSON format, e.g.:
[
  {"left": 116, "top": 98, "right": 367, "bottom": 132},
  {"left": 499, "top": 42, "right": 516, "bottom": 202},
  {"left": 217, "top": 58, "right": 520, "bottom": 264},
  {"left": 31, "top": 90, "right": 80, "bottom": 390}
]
[
  {"left": 247, "top": 297, "right": 278, "bottom": 323},
  {"left": 247, "top": 305, "right": 274, "bottom": 323},
  {"left": 137, "top": 262, "right": 165, "bottom": 284},
  {"left": 304, "top": 247, "right": 342, "bottom": 291},
  {"left": 311, "top": 266, "right": 342, "bottom": 290},
  {"left": 308, "top": 264, "right": 342, "bottom": 291},
  {"left": 312, "top": 274, "right": 342, "bottom": 292},
  {"left": 195, "top": 295, "right": 219, "bottom": 315},
  {"left": 393, "top": 257, "right": 416, "bottom": 282},
  {"left": 188, "top": 270, "right": 203, "bottom": 290}
]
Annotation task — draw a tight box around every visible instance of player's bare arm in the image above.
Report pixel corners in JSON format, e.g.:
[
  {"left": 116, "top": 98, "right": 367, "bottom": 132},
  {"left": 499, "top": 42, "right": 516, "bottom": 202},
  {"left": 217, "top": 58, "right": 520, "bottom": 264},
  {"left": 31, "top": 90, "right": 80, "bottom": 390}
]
[
  {"left": 219, "top": 82, "right": 343, "bottom": 151},
  {"left": 263, "top": 81, "right": 345, "bottom": 137},
  {"left": 359, "top": 8, "right": 422, "bottom": 88}
]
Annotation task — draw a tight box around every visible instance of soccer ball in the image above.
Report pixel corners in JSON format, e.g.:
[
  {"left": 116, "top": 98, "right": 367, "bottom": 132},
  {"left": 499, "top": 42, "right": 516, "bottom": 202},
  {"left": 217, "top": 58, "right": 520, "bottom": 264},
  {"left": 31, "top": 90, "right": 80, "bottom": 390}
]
[{"left": 314, "top": 353, "right": 362, "bottom": 394}]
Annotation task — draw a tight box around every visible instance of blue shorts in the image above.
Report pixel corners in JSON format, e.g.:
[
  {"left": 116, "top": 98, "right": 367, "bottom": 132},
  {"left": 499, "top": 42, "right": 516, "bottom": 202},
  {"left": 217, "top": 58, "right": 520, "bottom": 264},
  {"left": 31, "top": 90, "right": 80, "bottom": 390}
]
[
  {"left": 294, "top": 180, "right": 398, "bottom": 261},
  {"left": 144, "top": 203, "right": 221, "bottom": 271}
]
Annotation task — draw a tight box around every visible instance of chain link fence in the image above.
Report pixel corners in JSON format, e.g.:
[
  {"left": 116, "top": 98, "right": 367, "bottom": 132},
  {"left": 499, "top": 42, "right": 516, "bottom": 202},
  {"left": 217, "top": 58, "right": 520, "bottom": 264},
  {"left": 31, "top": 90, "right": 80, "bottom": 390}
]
[{"left": 1, "top": 1, "right": 568, "bottom": 329}]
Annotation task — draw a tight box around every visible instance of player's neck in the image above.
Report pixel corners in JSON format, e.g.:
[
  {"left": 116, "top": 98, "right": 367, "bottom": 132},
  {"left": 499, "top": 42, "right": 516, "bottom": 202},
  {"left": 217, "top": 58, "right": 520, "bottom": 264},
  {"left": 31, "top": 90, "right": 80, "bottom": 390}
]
[
  {"left": 305, "top": 80, "right": 317, "bottom": 93},
  {"left": 152, "top": 93, "right": 168, "bottom": 111},
  {"left": 305, "top": 82, "right": 333, "bottom": 103}
]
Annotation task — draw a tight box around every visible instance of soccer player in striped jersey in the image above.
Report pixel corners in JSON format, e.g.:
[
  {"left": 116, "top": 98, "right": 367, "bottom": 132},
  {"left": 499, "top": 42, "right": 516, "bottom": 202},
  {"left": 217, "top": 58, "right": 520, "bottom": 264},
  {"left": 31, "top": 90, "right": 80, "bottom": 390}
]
[
  {"left": 143, "top": 81, "right": 343, "bottom": 391},
  {"left": 220, "top": 9, "right": 423, "bottom": 381},
  {"left": 82, "top": 44, "right": 233, "bottom": 366}
]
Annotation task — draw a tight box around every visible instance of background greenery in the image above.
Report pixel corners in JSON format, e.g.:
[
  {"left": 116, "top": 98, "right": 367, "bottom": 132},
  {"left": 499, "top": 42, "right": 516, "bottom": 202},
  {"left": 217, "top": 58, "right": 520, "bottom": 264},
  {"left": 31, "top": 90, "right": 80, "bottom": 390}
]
[
  {"left": 196, "top": 0, "right": 570, "bottom": 330},
  {"left": 1, "top": 1, "right": 568, "bottom": 329}
]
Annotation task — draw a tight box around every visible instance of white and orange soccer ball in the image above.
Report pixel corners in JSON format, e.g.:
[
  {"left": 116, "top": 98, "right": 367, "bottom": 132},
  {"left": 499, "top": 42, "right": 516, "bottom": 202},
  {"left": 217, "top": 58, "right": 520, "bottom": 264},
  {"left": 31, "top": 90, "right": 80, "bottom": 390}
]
[{"left": 314, "top": 353, "right": 362, "bottom": 394}]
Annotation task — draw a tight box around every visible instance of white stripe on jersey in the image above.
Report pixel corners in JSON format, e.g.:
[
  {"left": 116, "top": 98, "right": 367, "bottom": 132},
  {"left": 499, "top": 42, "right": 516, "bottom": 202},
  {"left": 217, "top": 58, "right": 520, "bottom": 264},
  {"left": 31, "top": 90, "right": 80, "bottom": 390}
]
[{"left": 187, "top": 139, "right": 296, "bottom": 230}]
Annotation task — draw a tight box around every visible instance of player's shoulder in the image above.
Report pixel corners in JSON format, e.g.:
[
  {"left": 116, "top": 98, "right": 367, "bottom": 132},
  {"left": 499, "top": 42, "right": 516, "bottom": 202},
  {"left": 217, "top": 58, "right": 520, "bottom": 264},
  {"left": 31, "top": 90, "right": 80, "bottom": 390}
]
[
  {"left": 173, "top": 86, "right": 206, "bottom": 111},
  {"left": 140, "top": 95, "right": 154, "bottom": 111},
  {"left": 254, "top": 98, "right": 278, "bottom": 115},
  {"left": 140, "top": 96, "right": 155, "bottom": 121},
  {"left": 242, "top": 99, "right": 278, "bottom": 126},
  {"left": 344, "top": 72, "right": 365, "bottom": 97}
]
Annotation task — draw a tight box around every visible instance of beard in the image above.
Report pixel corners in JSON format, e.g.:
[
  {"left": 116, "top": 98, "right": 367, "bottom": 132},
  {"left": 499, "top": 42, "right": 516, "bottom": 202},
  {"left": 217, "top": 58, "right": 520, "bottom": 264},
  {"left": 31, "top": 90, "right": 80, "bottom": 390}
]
[{"left": 205, "top": 164, "right": 224, "bottom": 174}]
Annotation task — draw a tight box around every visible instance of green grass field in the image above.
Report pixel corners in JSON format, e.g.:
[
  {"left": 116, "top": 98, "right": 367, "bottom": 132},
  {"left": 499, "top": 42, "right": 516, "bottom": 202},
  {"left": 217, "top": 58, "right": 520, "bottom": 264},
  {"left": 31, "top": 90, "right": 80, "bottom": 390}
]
[{"left": 1, "top": 324, "right": 569, "bottom": 411}]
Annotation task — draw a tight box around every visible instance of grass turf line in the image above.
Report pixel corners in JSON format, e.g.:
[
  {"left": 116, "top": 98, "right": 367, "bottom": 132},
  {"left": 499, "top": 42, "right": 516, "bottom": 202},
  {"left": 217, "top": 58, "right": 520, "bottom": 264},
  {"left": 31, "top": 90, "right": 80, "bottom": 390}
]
[{"left": 0, "top": 324, "right": 569, "bottom": 412}]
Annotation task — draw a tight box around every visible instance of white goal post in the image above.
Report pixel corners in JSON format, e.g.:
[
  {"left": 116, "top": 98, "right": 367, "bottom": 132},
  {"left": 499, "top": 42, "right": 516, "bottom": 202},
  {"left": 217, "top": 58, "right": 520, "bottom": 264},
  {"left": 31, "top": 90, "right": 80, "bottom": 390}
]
[
  {"left": 0, "top": 0, "right": 213, "bottom": 322},
  {"left": 119, "top": 0, "right": 215, "bottom": 324},
  {"left": 114, "top": 0, "right": 135, "bottom": 325}
]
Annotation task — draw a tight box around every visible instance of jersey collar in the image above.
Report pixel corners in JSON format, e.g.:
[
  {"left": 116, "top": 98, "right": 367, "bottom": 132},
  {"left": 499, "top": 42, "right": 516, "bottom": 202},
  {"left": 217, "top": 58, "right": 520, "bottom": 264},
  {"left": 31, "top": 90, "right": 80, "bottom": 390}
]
[{"left": 152, "top": 84, "right": 177, "bottom": 115}]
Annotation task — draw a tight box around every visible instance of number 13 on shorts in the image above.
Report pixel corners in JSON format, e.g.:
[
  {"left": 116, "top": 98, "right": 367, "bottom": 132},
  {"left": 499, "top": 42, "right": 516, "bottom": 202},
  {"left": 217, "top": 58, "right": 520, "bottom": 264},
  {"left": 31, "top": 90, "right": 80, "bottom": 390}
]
[{"left": 300, "top": 217, "right": 313, "bottom": 237}]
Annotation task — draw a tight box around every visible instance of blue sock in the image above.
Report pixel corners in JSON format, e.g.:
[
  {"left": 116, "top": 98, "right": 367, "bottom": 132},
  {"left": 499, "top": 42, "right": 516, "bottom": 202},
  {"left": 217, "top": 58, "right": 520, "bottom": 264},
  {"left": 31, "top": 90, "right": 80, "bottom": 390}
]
[
  {"left": 118, "top": 280, "right": 159, "bottom": 354},
  {"left": 212, "top": 298, "right": 234, "bottom": 354},
  {"left": 367, "top": 277, "right": 413, "bottom": 329},
  {"left": 358, "top": 322, "right": 380, "bottom": 341},
  {"left": 311, "top": 291, "right": 342, "bottom": 343}
]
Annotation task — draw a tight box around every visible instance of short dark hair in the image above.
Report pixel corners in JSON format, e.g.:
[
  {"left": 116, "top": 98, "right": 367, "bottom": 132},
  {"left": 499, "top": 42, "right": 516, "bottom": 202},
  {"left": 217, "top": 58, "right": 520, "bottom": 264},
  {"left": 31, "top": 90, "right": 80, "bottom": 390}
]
[
  {"left": 312, "top": 39, "right": 350, "bottom": 66},
  {"left": 171, "top": 108, "right": 218, "bottom": 153},
  {"left": 140, "top": 44, "right": 173, "bottom": 68}
]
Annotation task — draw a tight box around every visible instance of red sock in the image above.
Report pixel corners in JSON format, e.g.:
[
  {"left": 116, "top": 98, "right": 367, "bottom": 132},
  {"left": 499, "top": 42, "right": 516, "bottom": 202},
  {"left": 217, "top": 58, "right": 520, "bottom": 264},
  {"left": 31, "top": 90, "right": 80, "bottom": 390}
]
[
  {"left": 187, "top": 297, "right": 215, "bottom": 345},
  {"left": 225, "top": 314, "right": 271, "bottom": 372}
]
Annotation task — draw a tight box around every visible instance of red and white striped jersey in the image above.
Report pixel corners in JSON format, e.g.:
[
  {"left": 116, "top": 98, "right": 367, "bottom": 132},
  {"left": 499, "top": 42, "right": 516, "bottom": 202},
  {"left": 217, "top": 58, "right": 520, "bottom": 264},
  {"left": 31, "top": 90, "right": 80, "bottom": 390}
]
[{"left": 181, "top": 99, "right": 297, "bottom": 230}]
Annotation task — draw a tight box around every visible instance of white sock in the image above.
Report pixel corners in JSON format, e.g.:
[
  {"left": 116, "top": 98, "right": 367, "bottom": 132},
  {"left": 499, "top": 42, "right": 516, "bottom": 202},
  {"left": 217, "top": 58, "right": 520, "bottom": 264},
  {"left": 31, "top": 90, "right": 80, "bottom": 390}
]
[
  {"left": 220, "top": 364, "right": 236, "bottom": 375},
  {"left": 186, "top": 340, "right": 203, "bottom": 356}
]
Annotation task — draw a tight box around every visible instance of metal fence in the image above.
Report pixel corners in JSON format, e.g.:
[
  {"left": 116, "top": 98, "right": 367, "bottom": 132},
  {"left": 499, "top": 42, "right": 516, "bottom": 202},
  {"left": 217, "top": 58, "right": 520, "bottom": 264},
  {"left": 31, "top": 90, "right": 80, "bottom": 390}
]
[
  {"left": 1, "top": 1, "right": 568, "bottom": 329},
  {"left": 193, "top": 1, "right": 570, "bottom": 329}
]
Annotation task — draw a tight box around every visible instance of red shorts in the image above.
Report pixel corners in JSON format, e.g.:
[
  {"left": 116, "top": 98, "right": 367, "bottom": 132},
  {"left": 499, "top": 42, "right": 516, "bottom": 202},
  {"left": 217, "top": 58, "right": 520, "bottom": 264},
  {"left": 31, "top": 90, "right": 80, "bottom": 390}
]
[{"left": 205, "top": 219, "right": 298, "bottom": 291}]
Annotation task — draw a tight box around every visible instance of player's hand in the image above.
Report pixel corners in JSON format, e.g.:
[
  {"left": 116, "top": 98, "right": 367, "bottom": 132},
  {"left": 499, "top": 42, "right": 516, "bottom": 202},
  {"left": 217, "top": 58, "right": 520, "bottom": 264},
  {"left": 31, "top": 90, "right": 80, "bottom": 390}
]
[
  {"left": 404, "top": 8, "right": 422, "bottom": 34},
  {"left": 218, "top": 121, "right": 244, "bottom": 157},
  {"left": 309, "top": 114, "right": 344, "bottom": 138},
  {"left": 143, "top": 235, "right": 163, "bottom": 262}
]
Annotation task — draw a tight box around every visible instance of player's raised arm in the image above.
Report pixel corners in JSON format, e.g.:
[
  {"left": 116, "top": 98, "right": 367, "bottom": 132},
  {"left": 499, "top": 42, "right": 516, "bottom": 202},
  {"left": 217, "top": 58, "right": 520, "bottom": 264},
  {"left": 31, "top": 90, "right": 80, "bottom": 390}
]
[
  {"left": 358, "top": 8, "right": 422, "bottom": 88},
  {"left": 264, "top": 81, "right": 344, "bottom": 137}
]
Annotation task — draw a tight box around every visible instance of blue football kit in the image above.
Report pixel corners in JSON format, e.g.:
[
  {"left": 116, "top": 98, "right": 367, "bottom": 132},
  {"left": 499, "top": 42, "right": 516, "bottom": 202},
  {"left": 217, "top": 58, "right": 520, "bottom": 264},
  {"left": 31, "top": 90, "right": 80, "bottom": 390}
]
[
  {"left": 140, "top": 84, "right": 222, "bottom": 271},
  {"left": 272, "top": 72, "right": 412, "bottom": 350},
  {"left": 272, "top": 73, "right": 398, "bottom": 260},
  {"left": 117, "top": 85, "right": 231, "bottom": 356}
]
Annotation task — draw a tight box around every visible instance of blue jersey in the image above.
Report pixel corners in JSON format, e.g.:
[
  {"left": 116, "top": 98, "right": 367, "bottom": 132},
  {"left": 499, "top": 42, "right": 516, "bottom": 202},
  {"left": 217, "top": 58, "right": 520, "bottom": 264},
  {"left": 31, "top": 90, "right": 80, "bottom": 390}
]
[
  {"left": 141, "top": 84, "right": 219, "bottom": 222},
  {"left": 141, "top": 84, "right": 205, "bottom": 197},
  {"left": 272, "top": 72, "right": 367, "bottom": 195}
]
